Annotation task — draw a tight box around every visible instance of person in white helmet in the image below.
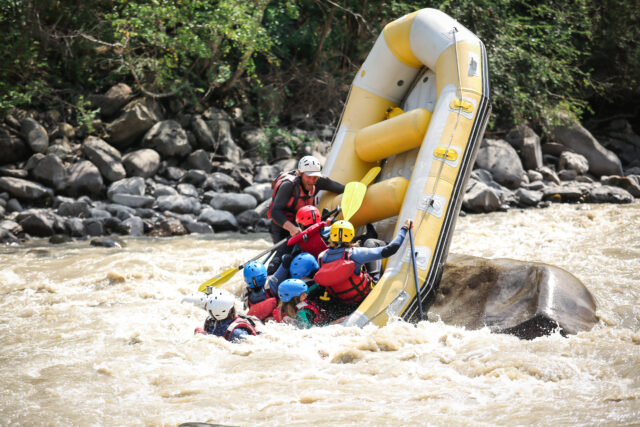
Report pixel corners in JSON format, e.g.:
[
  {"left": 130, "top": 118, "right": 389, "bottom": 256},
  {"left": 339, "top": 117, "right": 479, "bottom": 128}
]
[
  {"left": 266, "top": 155, "right": 344, "bottom": 274},
  {"left": 182, "top": 289, "right": 257, "bottom": 341}
]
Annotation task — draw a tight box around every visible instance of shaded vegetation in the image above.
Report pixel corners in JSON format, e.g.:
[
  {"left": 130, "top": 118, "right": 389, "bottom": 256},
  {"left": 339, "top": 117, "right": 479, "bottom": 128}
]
[{"left": 1, "top": 0, "right": 639, "bottom": 134}]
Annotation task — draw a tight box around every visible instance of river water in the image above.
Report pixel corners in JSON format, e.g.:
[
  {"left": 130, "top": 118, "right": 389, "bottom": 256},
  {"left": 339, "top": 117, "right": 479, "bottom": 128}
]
[{"left": 1, "top": 202, "right": 638, "bottom": 426}]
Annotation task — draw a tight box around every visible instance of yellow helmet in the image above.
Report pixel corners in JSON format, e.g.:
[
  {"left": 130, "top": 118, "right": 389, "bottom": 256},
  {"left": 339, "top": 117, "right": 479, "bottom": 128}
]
[{"left": 329, "top": 220, "right": 355, "bottom": 243}]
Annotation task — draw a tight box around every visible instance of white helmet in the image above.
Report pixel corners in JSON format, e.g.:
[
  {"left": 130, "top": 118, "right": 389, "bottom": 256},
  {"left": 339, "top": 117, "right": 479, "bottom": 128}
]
[
  {"left": 204, "top": 289, "right": 236, "bottom": 320},
  {"left": 298, "top": 155, "right": 323, "bottom": 177}
]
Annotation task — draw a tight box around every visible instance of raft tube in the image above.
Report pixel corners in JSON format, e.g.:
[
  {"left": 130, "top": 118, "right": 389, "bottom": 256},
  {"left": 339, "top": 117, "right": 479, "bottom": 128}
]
[{"left": 317, "top": 8, "right": 491, "bottom": 327}]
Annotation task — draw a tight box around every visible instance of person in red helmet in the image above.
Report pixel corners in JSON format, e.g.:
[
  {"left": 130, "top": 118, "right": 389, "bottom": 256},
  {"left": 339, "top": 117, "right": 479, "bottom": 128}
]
[
  {"left": 266, "top": 155, "right": 344, "bottom": 274},
  {"left": 286, "top": 205, "right": 332, "bottom": 259}
]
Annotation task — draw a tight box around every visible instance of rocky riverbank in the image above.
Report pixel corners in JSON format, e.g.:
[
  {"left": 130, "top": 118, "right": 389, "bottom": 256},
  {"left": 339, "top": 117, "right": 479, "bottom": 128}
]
[{"left": 1, "top": 83, "right": 639, "bottom": 245}]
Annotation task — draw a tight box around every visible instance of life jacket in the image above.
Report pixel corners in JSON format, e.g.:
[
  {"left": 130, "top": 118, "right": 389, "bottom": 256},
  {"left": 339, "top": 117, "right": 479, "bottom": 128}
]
[
  {"left": 246, "top": 286, "right": 276, "bottom": 308},
  {"left": 297, "top": 300, "right": 328, "bottom": 326},
  {"left": 267, "top": 171, "right": 315, "bottom": 224},
  {"left": 223, "top": 316, "right": 258, "bottom": 341},
  {"left": 272, "top": 306, "right": 287, "bottom": 323},
  {"left": 247, "top": 297, "right": 277, "bottom": 321},
  {"left": 287, "top": 222, "right": 328, "bottom": 257},
  {"left": 314, "top": 248, "right": 373, "bottom": 304}
]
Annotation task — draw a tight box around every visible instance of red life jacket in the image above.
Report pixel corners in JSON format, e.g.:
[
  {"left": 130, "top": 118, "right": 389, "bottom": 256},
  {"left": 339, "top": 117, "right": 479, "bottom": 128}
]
[
  {"left": 297, "top": 300, "right": 328, "bottom": 326},
  {"left": 247, "top": 297, "right": 277, "bottom": 321},
  {"left": 272, "top": 306, "right": 287, "bottom": 323},
  {"left": 267, "top": 171, "right": 316, "bottom": 224},
  {"left": 314, "top": 248, "right": 373, "bottom": 304},
  {"left": 287, "top": 221, "right": 328, "bottom": 257},
  {"left": 223, "top": 316, "right": 258, "bottom": 341}
]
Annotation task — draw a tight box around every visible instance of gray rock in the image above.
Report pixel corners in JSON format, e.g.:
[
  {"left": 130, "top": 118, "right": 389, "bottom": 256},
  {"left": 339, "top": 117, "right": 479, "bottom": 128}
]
[
  {"left": 0, "top": 177, "right": 53, "bottom": 201},
  {"left": 155, "top": 194, "right": 200, "bottom": 214},
  {"left": 239, "top": 127, "right": 268, "bottom": 151},
  {"left": 83, "top": 218, "right": 105, "bottom": 236},
  {"left": 21, "top": 118, "right": 49, "bottom": 153},
  {"left": 428, "top": 253, "right": 597, "bottom": 338},
  {"left": 176, "top": 183, "right": 198, "bottom": 198},
  {"left": 254, "top": 198, "right": 271, "bottom": 217},
  {"left": 462, "top": 179, "right": 501, "bottom": 213},
  {"left": 57, "top": 201, "right": 91, "bottom": 218},
  {"left": 505, "top": 124, "right": 538, "bottom": 151},
  {"left": 515, "top": 188, "right": 543, "bottom": 206},
  {"left": 0, "top": 227, "right": 18, "bottom": 243},
  {"left": 66, "top": 161, "right": 104, "bottom": 197},
  {"left": 585, "top": 185, "right": 634, "bottom": 204},
  {"left": 600, "top": 175, "right": 640, "bottom": 197},
  {"left": 0, "top": 126, "right": 30, "bottom": 165},
  {"left": 185, "top": 149, "right": 212, "bottom": 172},
  {"left": 191, "top": 115, "right": 217, "bottom": 151},
  {"left": 65, "top": 217, "right": 85, "bottom": 237},
  {"left": 236, "top": 209, "right": 262, "bottom": 227},
  {"left": 154, "top": 184, "right": 178, "bottom": 197},
  {"left": 89, "top": 207, "right": 111, "bottom": 218},
  {"left": 31, "top": 154, "right": 68, "bottom": 190},
  {"left": 552, "top": 113, "right": 623, "bottom": 177},
  {"left": 543, "top": 184, "right": 585, "bottom": 203},
  {"left": 207, "top": 192, "right": 257, "bottom": 214},
  {"left": 0, "top": 219, "right": 22, "bottom": 235},
  {"left": 163, "top": 166, "right": 185, "bottom": 181},
  {"left": 107, "top": 177, "right": 146, "bottom": 199},
  {"left": 203, "top": 172, "right": 240, "bottom": 192},
  {"left": 0, "top": 166, "right": 28, "bottom": 179},
  {"left": 558, "top": 169, "right": 578, "bottom": 181},
  {"left": 90, "top": 236, "right": 125, "bottom": 248},
  {"left": 198, "top": 207, "right": 239, "bottom": 231},
  {"left": 121, "top": 216, "right": 144, "bottom": 236},
  {"left": 182, "top": 219, "right": 214, "bottom": 234},
  {"left": 475, "top": 139, "right": 525, "bottom": 189},
  {"left": 142, "top": 120, "right": 191, "bottom": 157},
  {"left": 16, "top": 209, "right": 55, "bottom": 237},
  {"left": 110, "top": 193, "right": 155, "bottom": 208},
  {"left": 558, "top": 151, "right": 589, "bottom": 175},
  {"left": 122, "top": 148, "right": 161, "bottom": 178},
  {"left": 105, "top": 203, "right": 137, "bottom": 220},
  {"left": 521, "top": 134, "right": 543, "bottom": 171},
  {"left": 254, "top": 165, "right": 281, "bottom": 183},
  {"left": 46, "top": 138, "right": 74, "bottom": 159},
  {"left": 106, "top": 101, "right": 162, "bottom": 148},
  {"left": 243, "top": 183, "right": 272, "bottom": 203},
  {"left": 538, "top": 166, "right": 561, "bottom": 185},
  {"left": 180, "top": 169, "right": 208, "bottom": 186},
  {"left": 83, "top": 136, "right": 126, "bottom": 182},
  {"left": 88, "top": 83, "right": 133, "bottom": 117},
  {"left": 6, "top": 198, "right": 23, "bottom": 212},
  {"left": 149, "top": 217, "right": 188, "bottom": 237}
]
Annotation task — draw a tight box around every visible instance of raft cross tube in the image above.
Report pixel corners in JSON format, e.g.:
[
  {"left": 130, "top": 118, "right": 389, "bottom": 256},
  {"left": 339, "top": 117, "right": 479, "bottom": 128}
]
[{"left": 355, "top": 108, "right": 432, "bottom": 163}]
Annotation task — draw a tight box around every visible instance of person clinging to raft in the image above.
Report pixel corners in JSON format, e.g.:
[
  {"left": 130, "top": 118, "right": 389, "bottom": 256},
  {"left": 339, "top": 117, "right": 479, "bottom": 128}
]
[
  {"left": 313, "top": 219, "right": 413, "bottom": 318},
  {"left": 266, "top": 155, "right": 344, "bottom": 273}
]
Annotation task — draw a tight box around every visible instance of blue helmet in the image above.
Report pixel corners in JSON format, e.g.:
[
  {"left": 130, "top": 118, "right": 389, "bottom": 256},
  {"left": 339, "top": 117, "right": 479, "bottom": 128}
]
[
  {"left": 289, "top": 252, "right": 319, "bottom": 279},
  {"left": 243, "top": 261, "right": 267, "bottom": 289},
  {"left": 278, "top": 278, "right": 308, "bottom": 303}
]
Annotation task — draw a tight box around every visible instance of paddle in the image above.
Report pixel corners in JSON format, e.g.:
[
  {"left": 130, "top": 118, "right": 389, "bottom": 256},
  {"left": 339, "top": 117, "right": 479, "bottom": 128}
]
[
  {"left": 408, "top": 225, "right": 425, "bottom": 321},
  {"left": 197, "top": 237, "right": 288, "bottom": 292},
  {"left": 341, "top": 166, "right": 380, "bottom": 221}
]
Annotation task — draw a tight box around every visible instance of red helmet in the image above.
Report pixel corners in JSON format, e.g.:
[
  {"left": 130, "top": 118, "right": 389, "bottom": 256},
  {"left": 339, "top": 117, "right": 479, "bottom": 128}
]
[{"left": 296, "top": 205, "right": 320, "bottom": 227}]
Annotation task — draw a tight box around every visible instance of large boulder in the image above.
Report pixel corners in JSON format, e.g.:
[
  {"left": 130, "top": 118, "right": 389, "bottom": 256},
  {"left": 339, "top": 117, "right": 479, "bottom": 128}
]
[
  {"left": 0, "top": 125, "right": 30, "bottom": 165},
  {"left": 106, "top": 99, "right": 163, "bottom": 148},
  {"left": 426, "top": 254, "right": 598, "bottom": 339},
  {"left": 31, "top": 154, "right": 68, "bottom": 190},
  {"left": 0, "top": 177, "right": 53, "bottom": 201},
  {"left": 88, "top": 83, "right": 133, "bottom": 118},
  {"left": 551, "top": 113, "right": 623, "bottom": 177},
  {"left": 475, "top": 139, "right": 525, "bottom": 189},
  {"left": 66, "top": 161, "right": 104, "bottom": 197},
  {"left": 21, "top": 118, "right": 49, "bottom": 153},
  {"left": 82, "top": 136, "right": 126, "bottom": 182},
  {"left": 142, "top": 120, "right": 191, "bottom": 158},
  {"left": 122, "top": 148, "right": 161, "bottom": 178}
]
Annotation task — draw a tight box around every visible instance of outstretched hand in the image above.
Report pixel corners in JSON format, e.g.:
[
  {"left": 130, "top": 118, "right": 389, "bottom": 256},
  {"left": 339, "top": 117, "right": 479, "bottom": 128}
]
[{"left": 403, "top": 219, "right": 414, "bottom": 230}]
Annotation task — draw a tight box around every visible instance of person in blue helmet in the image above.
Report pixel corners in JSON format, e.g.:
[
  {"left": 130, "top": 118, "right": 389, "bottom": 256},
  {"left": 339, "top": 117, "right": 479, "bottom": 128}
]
[
  {"left": 183, "top": 289, "right": 257, "bottom": 342},
  {"left": 272, "top": 278, "right": 327, "bottom": 328},
  {"left": 241, "top": 255, "right": 291, "bottom": 321}
]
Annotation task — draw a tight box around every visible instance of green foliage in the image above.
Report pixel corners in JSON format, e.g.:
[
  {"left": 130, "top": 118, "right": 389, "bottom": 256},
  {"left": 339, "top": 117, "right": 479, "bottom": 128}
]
[
  {"left": 0, "top": 0, "right": 638, "bottom": 134},
  {"left": 74, "top": 95, "right": 100, "bottom": 134}
]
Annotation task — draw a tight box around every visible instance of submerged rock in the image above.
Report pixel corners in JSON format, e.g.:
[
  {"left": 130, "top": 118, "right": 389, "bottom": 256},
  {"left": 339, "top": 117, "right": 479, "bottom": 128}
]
[{"left": 426, "top": 253, "right": 597, "bottom": 339}]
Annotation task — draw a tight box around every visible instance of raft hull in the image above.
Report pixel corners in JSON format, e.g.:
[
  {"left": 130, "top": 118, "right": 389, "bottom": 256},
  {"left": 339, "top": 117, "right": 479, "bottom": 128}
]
[{"left": 318, "top": 9, "right": 491, "bottom": 327}]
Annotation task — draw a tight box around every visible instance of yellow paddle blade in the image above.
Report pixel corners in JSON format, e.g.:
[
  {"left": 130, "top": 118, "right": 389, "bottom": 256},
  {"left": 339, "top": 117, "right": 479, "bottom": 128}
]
[
  {"left": 342, "top": 181, "right": 366, "bottom": 221},
  {"left": 360, "top": 166, "right": 381, "bottom": 186},
  {"left": 197, "top": 267, "right": 239, "bottom": 292}
]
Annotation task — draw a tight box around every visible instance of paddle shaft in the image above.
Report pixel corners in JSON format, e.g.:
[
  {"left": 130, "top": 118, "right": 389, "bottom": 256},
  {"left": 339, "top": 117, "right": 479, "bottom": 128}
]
[{"left": 408, "top": 227, "right": 425, "bottom": 321}]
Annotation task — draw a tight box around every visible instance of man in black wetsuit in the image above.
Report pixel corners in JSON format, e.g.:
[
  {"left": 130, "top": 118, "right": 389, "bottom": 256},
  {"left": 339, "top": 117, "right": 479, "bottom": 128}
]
[{"left": 266, "top": 155, "right": 344, "bottom": 274}]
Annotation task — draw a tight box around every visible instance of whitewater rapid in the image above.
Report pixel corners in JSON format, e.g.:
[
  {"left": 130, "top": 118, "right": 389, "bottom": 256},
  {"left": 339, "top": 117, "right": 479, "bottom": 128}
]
[{"left": 1, "top": 202, "right": 638, "bottom": 425}]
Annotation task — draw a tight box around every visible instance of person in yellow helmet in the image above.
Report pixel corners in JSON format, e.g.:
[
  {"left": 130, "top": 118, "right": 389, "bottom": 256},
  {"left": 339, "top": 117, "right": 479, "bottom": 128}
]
[{"left": 313, "top": 219, "right": 412, "bottom": 319}]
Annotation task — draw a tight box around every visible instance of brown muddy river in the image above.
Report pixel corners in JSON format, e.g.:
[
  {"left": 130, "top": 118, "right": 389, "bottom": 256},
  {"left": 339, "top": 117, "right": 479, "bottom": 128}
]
[{"left": 1, "top": 202, "right": 638, "bottom": 426}]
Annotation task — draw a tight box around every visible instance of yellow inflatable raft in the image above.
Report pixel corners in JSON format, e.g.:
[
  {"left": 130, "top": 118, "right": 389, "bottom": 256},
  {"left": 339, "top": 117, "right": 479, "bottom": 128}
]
[{"left": 318, "top": 8, "right": 491, "bottom": 327}]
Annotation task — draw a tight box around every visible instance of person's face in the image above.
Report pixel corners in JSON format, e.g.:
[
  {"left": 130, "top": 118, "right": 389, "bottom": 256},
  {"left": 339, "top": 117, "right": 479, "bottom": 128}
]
[
  {"left": 300, "top": 173, "right": 319, "bottom": 191},
  {"left": 299, "top": 292, "right": 307, "bottom": 302}
]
